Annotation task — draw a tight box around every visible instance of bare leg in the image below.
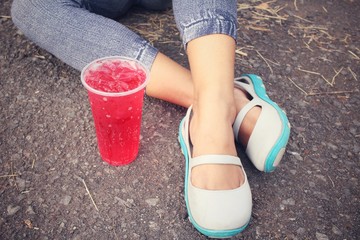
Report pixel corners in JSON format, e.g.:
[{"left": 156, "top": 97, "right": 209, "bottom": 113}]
[
  {"left": 148, "top": 35, "right": 248, "bottom": 190},
  {"left": 146, "top": 52, "right": 261, "bottom": 166},
  {"left": 146, "top": 52, "right": 193, "bottom": 107},
  {"left": 186, "top": 34, "right": 244, "bottom": 190}
]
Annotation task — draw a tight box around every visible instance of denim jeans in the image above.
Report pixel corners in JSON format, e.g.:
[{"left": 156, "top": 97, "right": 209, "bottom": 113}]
[{"left": 11, "top": 0, "right": 237, "bottom": 72}]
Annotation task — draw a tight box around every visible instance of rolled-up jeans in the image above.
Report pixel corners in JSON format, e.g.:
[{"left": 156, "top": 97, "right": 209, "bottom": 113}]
[{"left": 11, "top": 0, "right": 237, "bottom": 72}]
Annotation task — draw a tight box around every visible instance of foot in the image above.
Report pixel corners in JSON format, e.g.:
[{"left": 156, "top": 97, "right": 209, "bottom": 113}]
[
  {"left": 179, "top": 105, "right": 253, "bottom": 237},
  {"left": 234, "top": 88, "right": 262, "bottom": 147},
  {"left": 189, "top": 93, "right": 244, "bottom": 190},
  {"left": 232, "top": 74, "right": 291, "bottom": 172}
]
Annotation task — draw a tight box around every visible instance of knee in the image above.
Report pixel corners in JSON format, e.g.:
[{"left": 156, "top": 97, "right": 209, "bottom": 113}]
[
  {"left": 11, "top": 0, "right": 45, "bottom": 30},
  {"left": 11, "top": 0, "right": 26, "bottom": 27}
]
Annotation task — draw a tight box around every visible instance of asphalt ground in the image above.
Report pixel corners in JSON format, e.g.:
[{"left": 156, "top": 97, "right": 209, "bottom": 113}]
[{"left": 1, "top": 0, "right": 359, "bottom": 239}]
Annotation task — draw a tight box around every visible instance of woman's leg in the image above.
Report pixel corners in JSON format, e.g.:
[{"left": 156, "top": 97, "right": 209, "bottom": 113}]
[
  {"left": 147, "top": 52, "right": 260, "bottom": 149},
  {"left": 11, "top": 0, "right": 258, "bottom": 150},
  {"left": 10, "top": 0, "right": 193, "bottom": 107},
  {"left": 11, "top": 0, "right": 156, "bottom": 71},
  {"left": 172, "top": 0, "right": 245, "bottom": 190},
  {"left": 187, "top": 34, "right": 244, "bottom": 190}
]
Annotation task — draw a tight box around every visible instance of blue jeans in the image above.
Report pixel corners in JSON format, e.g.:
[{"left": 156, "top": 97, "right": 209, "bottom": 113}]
[{"left": 11, "top": 0, "right": 237, "bottom": 71}]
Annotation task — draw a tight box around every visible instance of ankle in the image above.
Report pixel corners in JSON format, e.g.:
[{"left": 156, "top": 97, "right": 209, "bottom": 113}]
[
  {"left": 234, "top": 88, "right": 250, "bottom": 113},
  {"left": 190, "top": 104, "right": 237, "bottom": 157},
  {"left": 194, "top": 91, "right": 237, "bottom": 123}
]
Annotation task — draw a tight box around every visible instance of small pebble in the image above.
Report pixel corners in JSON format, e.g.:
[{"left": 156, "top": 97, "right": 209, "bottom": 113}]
[
  {"left": 26, "top": 206, "right": 35, "bottom": 215},
  {"left": 316, "top": 232, "right": 329, "bottom": 240},
  {"left": 145, "top": 198, "right": 159, "bottom": 207},
  {"left": 7, "top": 205, "right": 21, "bottom": 216},
  {"left": 149, "top": 221, "right": 159, "bottom": 230},
  {"left": 296, "top": 227, "right": 305, "bottom": 235},
  {"left": 282, "top": 198, "right": 295, "bottom": 205},
  {"left": 256, "top": 226, "right": 261, "bottom": 235},
  {"left": 294, "top": 154, "right": 303, "bottom": 161},
  {"left": 326, "top": 142, "right": 338, "bottom": 151},
  {"left": 332, "top": 225, "right": 342, "bottom": 235},
  {"left": 60, "top": 195, "right": 72, "bottom": 206}
]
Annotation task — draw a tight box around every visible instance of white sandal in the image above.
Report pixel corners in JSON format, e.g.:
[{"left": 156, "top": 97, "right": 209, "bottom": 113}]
[
  {"left": 178, "top": 106, "right": 252, "bottom": 238},
  {"left": 233, "top": 74, "right": 291, "bottom": 172}
]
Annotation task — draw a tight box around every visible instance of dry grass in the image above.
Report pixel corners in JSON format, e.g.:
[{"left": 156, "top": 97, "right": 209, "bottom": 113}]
[
  {"left": 237, "top": 0, "right": 288, "bottom": 32},
  {"left": 81, "top": 178, "right": 99, "bottom": 212},
  {"left": 0, "top": 174, "right": 18, "bottom": 178},
  {"left": 126, "top": 10, "right": 178, "bottom": 45}
]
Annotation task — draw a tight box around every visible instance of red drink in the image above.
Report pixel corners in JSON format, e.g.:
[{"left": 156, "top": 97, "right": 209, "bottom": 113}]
[{"left": 81, "top": 57, "right": 149, "bottom": 165}]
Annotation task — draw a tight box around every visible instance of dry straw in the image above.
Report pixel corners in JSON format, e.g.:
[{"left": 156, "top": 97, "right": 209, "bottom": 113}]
[{"left": 82, "top": 178, "right": 99, "bottom": 211}]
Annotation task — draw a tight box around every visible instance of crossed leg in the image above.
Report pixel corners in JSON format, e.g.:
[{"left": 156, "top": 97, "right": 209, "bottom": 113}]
[
  {"left": 146, "top": 36, "right": 261, "bottom": 190},
  {"left": 11, "top": 0, "right": 261, "bottom": 191}
]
